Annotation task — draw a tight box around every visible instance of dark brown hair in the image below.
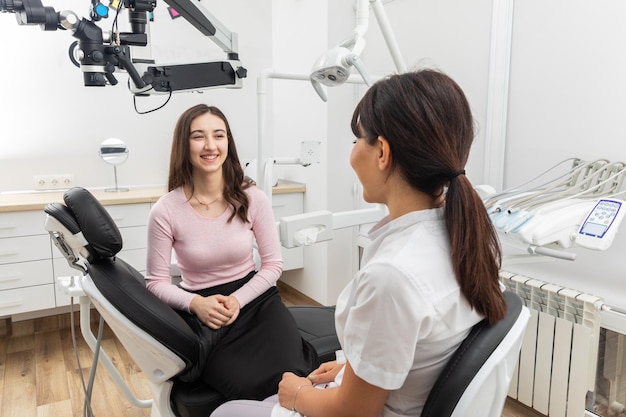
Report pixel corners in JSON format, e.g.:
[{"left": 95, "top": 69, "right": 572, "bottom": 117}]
[
  {"left": 351, "top": 69, "right": 506, "bottom": 324},
  {"left": 168, "top": 104, "right": 250, "bottom": 223}
]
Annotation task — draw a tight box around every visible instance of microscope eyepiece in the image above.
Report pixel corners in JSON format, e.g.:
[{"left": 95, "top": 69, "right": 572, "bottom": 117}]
[
  {"left": 0, "top": 0, "right": 25, "bottom": 12},
  {"left": 128, "top": 10, "right": 146, "bottom": 34}
]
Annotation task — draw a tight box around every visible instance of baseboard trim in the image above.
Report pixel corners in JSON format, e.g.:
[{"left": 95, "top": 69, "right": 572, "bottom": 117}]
[{"left": 277, "top": 281, "right": 322, "bottom": 306}]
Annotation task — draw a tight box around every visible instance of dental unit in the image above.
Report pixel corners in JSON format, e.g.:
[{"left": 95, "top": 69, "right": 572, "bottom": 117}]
[{"left": 484, "top": 158, "right": 626, "bottom": 261}]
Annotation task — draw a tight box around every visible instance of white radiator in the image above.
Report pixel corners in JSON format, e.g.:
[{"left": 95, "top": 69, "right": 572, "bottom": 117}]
[{"left": 500, "top": 271, "right": 603, "bottom": 417}]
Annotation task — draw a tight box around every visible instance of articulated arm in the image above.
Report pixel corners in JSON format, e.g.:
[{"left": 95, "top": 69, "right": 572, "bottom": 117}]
[{"left": 0, "top": 0, "right": 247, "bottom": 95}]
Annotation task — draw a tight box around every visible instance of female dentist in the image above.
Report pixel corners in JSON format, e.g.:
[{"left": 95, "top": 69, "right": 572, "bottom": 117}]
[{"left": 211, "top": 68, "right": 507, "bottom": 417}]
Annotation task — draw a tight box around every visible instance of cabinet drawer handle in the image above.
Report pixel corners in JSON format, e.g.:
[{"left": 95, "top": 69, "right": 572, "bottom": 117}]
[
  {"left": 0, "top": 225, "right": 17, "bottom": 231},
  {"left": 0, "top": 299, "right": 23, "bottom": 309},
  {"left": 0, "top": 251, "right": 19, "bottom": 257},
  {"left": 0, "top": 274, "right": 20, "bottom": 283}
]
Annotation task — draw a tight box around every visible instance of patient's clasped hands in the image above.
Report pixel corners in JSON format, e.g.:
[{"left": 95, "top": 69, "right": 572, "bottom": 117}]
[{"left": 190, "top": 294, "right": 241, "bottom": 329}]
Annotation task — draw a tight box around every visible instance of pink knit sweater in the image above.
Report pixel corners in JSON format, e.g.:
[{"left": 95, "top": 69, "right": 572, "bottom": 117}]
[{"left": 145, "top": 186, "right": 283, "bottom": 311}]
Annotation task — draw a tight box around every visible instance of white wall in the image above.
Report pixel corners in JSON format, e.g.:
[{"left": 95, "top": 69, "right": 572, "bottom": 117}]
[
  {"left": 323, "top": 1, "right": 368, "bottom": 303},
  {"left": 265, "top": 0, "right": 332, "bottom": 303},
  {"left": 310, "top": 0, "right": 496, "bottom": 304},
  {"left": 325, "top": 0, "right": 626, "bottom": 311},
  {"left": 274, "top": 0, "right": 498, "bottom": 304},
  {"left": 351, "top": 0, "right": 626, "bottom": 311},
  {"left": 505, "top": 0, "right": 626, "bottom": 186},
  {"left": 498, "top": 0, "right": 626, "bottom": 308},
  {"left": 361, "top": 0, "right": 495, "bottom": 182},
  {"left": 313, "top": 0, "right": 497, "bottom": 303}
]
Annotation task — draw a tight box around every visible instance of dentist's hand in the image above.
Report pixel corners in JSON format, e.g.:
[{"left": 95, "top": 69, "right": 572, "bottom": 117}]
[
  {"left": 190, "top": 294, "right": 238, "bottom": 329},
  {"left": 307, "top": 360, "right": 344, "bottom": 384},
  {"left": 278, "top": 372, "right": 313, "bottom": 411}
]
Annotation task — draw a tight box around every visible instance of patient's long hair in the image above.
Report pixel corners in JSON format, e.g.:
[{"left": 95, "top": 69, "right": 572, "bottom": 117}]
[
  {"left": 351, "top": 70, "right": 506, "bottom": 325},
  {"left": 168, "top": 104, "right": 250, "bottom": 223}
]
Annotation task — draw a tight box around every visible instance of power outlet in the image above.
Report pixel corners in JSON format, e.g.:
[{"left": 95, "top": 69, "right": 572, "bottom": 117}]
[
  {"left": 34, "top": 174, "right": 75, "bottom": 190},
  {"left": 300, "top": 141, "right": 321, "bottom": 166}
]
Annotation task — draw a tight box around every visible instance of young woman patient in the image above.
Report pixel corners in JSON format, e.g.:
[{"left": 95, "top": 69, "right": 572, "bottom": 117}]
[{"left": 145, "top": 104, "right": 319, "bottom": 402}]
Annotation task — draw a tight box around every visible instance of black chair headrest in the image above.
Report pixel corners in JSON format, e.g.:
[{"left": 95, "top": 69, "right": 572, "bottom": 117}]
[
  {"left": 44, "top": 187, "right": 201, "bottom": 372},
  {"left": 62, "top": 187, "right": 123, "bottom": 260}
]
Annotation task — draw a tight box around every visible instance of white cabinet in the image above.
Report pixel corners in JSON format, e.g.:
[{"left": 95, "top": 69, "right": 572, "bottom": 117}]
[
  {"left": 0, "top": 210, "right": 56, "bottom": 315},
  {"left": 0, "top": 209, "right": 50, "bottom": 239},
  {"left": 0, "top": 202, "right": 151, "bottom": 316},
  {"left": 0, "top": 182, "right": 305, "bottom": 318}
]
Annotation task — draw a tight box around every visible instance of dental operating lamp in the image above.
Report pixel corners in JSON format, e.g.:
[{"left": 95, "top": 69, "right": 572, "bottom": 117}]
[
  {"left": 310, "top": 0, "right": 407, "bottom": 102},
  {"left": 310, "top": 0, "right": 371, "bottom": 102},
  {"left": 310, "top": 33, "right": 372, "bottom": 102},
  {"left": 0, "top": 0, "right": 247, "bottom": 95}
]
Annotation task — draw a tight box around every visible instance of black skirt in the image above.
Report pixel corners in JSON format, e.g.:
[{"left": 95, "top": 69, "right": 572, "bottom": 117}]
[{"left": 176, "top": 271, "right": 320, "bottom": 400}]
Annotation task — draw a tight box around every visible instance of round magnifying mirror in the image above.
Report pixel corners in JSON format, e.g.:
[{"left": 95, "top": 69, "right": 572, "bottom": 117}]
[
  {"left": 99, "top": 138, "right": 129, "bottom": 165},
  {"left": 100, "top": 138, "right": 129, "bottom": 192}
]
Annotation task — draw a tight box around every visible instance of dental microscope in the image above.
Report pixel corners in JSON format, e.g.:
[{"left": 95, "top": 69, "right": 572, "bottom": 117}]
[{"left": 0, "top": 0, "right": 247, "bottom": 96}]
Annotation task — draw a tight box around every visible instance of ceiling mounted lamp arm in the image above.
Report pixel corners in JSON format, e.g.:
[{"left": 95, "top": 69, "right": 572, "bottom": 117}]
[
  {"left": 369, "top": 0, "right": 406, "bottom": 73},
  {"left": 345, "top": 52, "right": 372, "bottom": 86},
  {"left": 339, "top": 32, "right": 372, "bottom": 85}
]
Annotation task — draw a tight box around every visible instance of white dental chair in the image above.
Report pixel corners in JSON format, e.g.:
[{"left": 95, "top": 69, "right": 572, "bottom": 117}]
[
  {"left": 420, "top": 290, "right": 530, "bottom": 417},
  {"left": 43, "top": 187, "right": 340, "bottom": 417},
  {"left": 213, "top": 290, "right": 529, "bottom": 417}
]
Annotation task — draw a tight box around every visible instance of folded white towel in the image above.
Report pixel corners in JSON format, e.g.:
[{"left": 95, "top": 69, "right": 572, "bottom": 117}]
[{"left": 271, "top": 403, "right": 302, "bottom": 417}]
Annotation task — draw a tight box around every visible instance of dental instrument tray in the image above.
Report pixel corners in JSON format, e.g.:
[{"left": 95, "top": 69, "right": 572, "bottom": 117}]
[{"left": 483, "top": 158, "right": 626, "bottom": 256}]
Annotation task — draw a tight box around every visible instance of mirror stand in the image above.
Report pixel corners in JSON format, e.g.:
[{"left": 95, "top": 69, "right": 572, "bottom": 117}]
[{"left": 106, "top": 165, "right": 129, "bottom": 192}]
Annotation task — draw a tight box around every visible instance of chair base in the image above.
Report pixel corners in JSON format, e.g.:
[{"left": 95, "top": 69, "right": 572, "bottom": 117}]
[{"left": 171, "top": 379, "right": 226, "bottom": 417}]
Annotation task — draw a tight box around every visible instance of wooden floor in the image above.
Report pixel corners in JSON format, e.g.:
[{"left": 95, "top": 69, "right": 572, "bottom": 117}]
[{"left": 0, "top": 282, "right": 544, "bottom": 417}]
